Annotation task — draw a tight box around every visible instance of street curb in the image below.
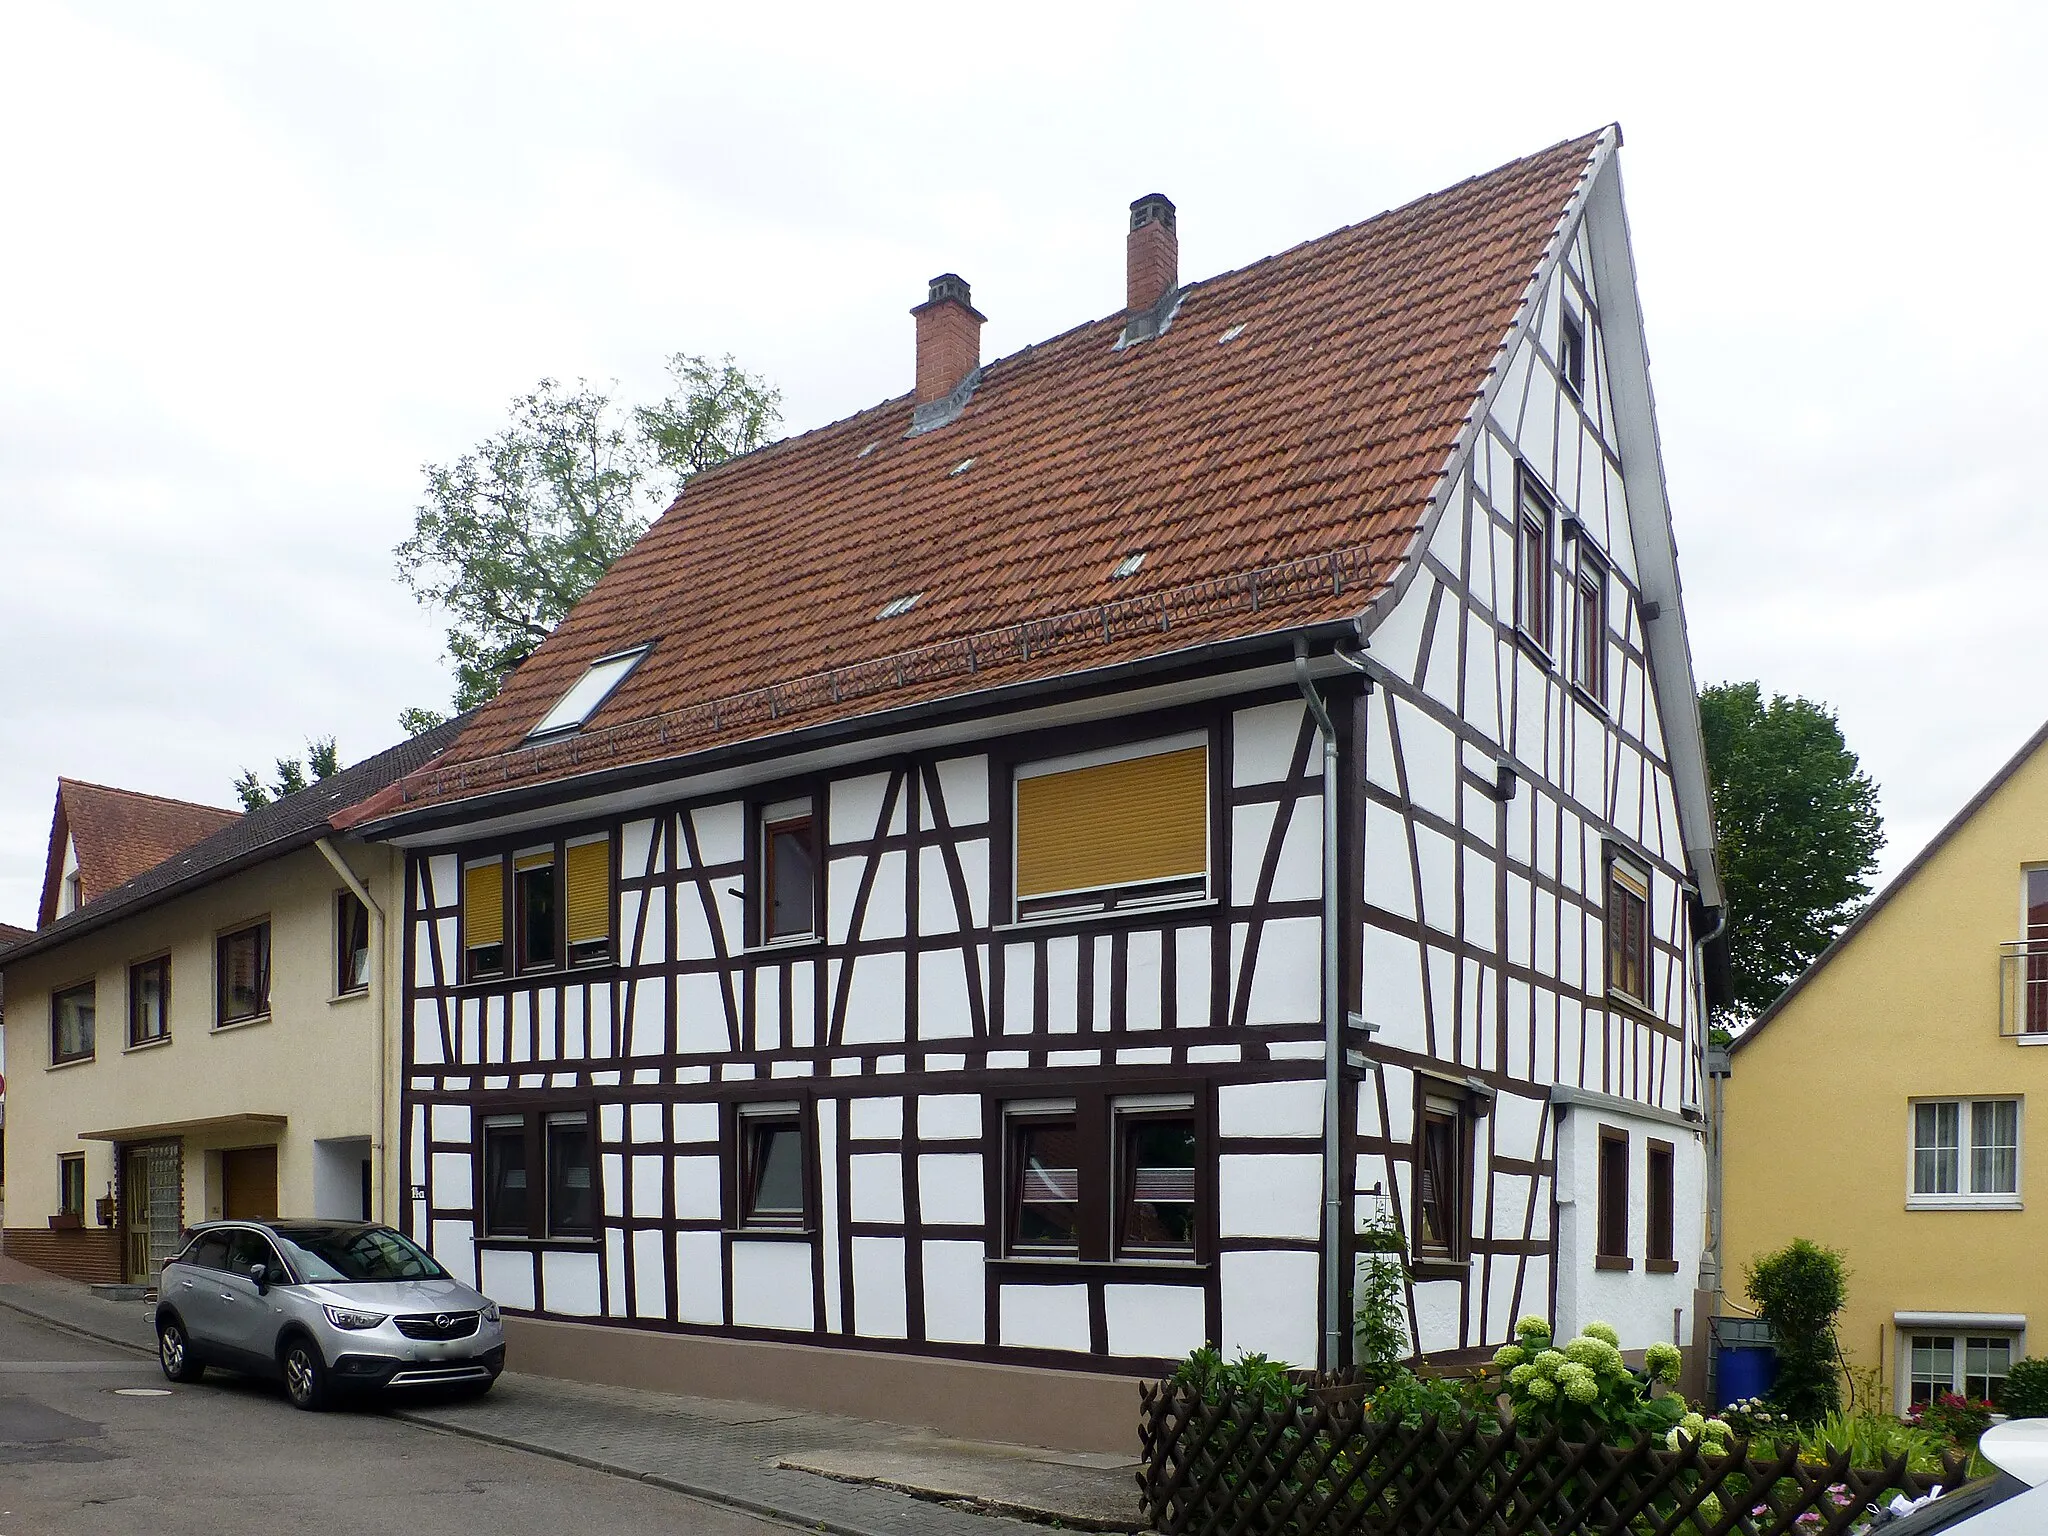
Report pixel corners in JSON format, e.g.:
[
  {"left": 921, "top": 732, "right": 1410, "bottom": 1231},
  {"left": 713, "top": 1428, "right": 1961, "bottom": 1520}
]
[
  {"left": 392, "top": 1406, "right": 960, "bottom": 1536},
  {"left": 0, "top": 1289, "right": 155, "bottom": 1359}
]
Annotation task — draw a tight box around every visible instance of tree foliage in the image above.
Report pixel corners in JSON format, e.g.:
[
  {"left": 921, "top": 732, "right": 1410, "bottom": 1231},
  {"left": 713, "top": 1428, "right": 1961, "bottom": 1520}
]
[
  {"left": 395, "top": 354, "right": 781, "bottom": 719},
  {"left": 1745, "top": 1238, "right": 1849, "bottom": 1425},
  {"left": 1699, "top": 682, "right": 1883, "bottom": 1019},
  {"left": 234, "top": 736, "right": 340, "bottom": 810}
]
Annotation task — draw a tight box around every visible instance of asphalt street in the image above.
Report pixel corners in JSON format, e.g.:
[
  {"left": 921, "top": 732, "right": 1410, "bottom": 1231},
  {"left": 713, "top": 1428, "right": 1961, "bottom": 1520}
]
[{"left": 0, "top": 1306, "right": 799, "bottom": 1535}]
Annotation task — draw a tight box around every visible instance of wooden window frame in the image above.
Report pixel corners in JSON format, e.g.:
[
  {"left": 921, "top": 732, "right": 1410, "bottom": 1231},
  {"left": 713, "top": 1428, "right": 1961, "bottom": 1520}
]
[
  {"left": 1605, "top": 849, "right": 1652, "bottom": 1009},
  {"left": 127, "top": 954, "right": 172, "bottom": 1048},
  {"left": 513, "top": 847, "right": 560, "bottom": 974},
  {"left": 336, "top": 890, "right": 371, "bottom": 996},
  {"left": 1112, "top": 1095, "right": 1199, "bottom": 1262},
  {"left": 730, "top": 1100, "right": 811, "bottom": 1233},
  {"left": 1560, "top": 306, "right": 1587, "bottom": 399},
  {"left": 476, "top": 1101, "right": 601, "bottom": 1243},
  {"left": 1569, "top": 535, "right": 1609, "bottom": 707},
  {"left": 1596, "top": 1126, "right": 1632, "bottom": 1269},
  {"left": 1514, "top": 469, "right": 1556, "bottom": 657},
  {"left": 58, "top": 1153, "right": 87, "bottom": 1217},
  {"left": 1412, "top": 1081, "right": 1474, "bottom": 1274},
  {"left": 754, "top": 797, "right": 821, "bottom": 946},
  {"left": 215, "top": 920, "right": 272, "bottom": 1028},
  {"left": 1009, "top": 733, "right": 1213, "bottom": 922},
  {"left": 50, "top": 980, "right": 97, "bottom": 1065},
  {"left": 997, "top": 1083, "right": 1209, "bottom": 1268},
  {"left": 1646, "top": 1138, "right": 1677, "bottom": 1272},
  {"left": 461, "top": 829, "right": 617, "bottom": 984}
]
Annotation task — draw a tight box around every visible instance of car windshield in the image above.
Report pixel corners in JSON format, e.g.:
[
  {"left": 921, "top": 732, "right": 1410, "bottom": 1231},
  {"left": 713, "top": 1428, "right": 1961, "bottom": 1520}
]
[{"left": 270, "top": 1226, "right": 449, "bottom": 1284}]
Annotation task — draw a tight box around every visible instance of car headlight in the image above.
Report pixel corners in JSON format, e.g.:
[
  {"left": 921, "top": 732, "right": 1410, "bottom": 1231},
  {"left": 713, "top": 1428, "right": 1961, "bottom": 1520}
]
[
  {"left": 480, "top": 1301, "right": 500, "bottom": 1324},
  {"left": 323, "top": 1305, "right": 387, "bottom": 1331}
]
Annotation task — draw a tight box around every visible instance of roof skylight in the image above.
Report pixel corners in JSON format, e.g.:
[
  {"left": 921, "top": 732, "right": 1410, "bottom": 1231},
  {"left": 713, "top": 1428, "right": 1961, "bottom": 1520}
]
[
  {"left": 1218, "top": 324, "right": 1247, "bottom": 344},
  {"left": 949, "top": 458, "right": 975, "bottom": 477},
  {"left": 1111, "top": 551, "right": 1146, "bottom": 579},
  {"left": 876, "top": 593, "right": 923, "bottom": 620},
  {"left": 526, "top": 647, "right": 649, "bottom": 739}
]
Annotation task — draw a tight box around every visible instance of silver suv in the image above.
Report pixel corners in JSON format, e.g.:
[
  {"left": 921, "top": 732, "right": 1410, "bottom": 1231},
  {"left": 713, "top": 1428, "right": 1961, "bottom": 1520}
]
[{"left": 155, "top": 1219, "right": 505, "bottom": 1410}]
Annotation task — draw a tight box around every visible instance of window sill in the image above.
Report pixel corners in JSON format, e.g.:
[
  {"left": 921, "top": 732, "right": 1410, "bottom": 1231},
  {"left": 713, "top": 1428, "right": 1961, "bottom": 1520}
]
[
  {"left": 1513, "top": 630, "right": 1554, "bottom": 669},
  {"left": 47, "top": 1054, "right": 96, "bottom": 1072},
  {"left": 451, "top": 963, "right": 619, "bottom": 996},
  {"left": 1408, "top": 1257, "right": 1470, "bottom": 1282},
  {"left": 1906, "top": 1197, "right": 2023, "bottom": 1212},
  {"left": 1569, "top": 681, "right": 1610, "bottom": 718},
  {"left": 741, "top": 936, "right": 823, "bottom": 958},
  {"left": 987, "top": 1256, "right": 1207, "bottom": 1279},
  {"left": 212, "top": 1014, "right": 271, "bottom": 1035},
  {"left": 723, "top": 1227, "right": 816, "bottom": 1241},
  {"left": 328, "top": 988, "right": 370, "bottom": 1006},
  {"left": 2014, "top": 1034, "right": 2048, "bottom": 1047},
  {"left": 475, "top": 1235, "right": 601, "bottom": 1250},
  {"left": 1647, "top": 1258, "right": 1681, "bottom": 1275},
  {"left": 1595, "top": 1254, "right": 1634, "bottom": 1272},
  {"left": 123, "top": 1036, "right": 174, "bottom": 1054},
  {"left": 1605, "top": 990, "right": 1661, "bottom": 1026},
  {"left": 993, "top": 896, "right": 1217, "bottom": 936}
]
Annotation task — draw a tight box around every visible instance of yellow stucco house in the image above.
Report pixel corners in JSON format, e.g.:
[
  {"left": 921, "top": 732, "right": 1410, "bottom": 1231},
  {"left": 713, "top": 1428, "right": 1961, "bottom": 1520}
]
[
  {"left": 0, "top": 723, "right": 461, "bottom": 1285},
  {"left": 1722, "top": 720, "right": 2048, "bottom": 1413}
]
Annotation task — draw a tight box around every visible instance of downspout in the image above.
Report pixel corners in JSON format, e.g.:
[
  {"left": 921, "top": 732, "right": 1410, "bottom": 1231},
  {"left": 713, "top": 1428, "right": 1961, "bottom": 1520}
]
[
  {"left": 1294, "top": 640, "right": 1346, "bottom": 1372},
  {"left": 317, "top": 837, "right": 387, "bottom": 1224},
  {"left": 1695, "top": 902, "right": 1729, "bottom": 1297}
]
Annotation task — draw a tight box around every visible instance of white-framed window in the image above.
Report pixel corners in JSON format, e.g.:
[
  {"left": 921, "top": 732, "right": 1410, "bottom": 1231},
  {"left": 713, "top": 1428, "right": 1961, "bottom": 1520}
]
[
  {"left": 1906, "top": 1331, "right": 2016, "bottom": 1408},
  {"left": 1909, "top": 1097, "right": 2021, "bottom": 1207}
]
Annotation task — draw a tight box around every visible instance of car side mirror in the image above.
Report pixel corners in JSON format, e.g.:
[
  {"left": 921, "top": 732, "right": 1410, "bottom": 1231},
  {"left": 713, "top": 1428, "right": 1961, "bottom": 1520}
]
[{"left": 249, "top": 1262, "right": 270, "bottom": 1294}]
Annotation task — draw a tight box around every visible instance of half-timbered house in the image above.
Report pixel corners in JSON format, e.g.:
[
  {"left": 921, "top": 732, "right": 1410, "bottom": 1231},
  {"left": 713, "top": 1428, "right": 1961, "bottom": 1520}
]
[{"left": 358, "top": 127, "right": 1723, "bottom": 1447}]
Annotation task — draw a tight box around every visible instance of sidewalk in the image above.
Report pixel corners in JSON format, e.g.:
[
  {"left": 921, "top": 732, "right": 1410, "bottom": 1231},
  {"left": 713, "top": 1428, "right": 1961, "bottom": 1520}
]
[{"left": 0, "top": 1268, "right": 1142, "bottom": 1535}]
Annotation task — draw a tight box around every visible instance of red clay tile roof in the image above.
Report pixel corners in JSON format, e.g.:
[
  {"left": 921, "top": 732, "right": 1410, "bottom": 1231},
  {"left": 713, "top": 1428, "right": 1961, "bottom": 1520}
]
[
  {"left": 37, "top": 779, "right": 240, "bottom": 926},
  {"left": 0, "top": 922, "right": 30, "bottom": 949},
  {"left": 397, "top": 130, "right": 1608, "bottom": 813}
]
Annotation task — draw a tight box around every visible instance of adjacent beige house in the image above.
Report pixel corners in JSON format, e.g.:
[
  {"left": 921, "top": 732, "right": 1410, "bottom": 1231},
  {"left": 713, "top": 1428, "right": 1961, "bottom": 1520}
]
[{"left": 0, "top": 724, "right": 462, "bottom": 1283}]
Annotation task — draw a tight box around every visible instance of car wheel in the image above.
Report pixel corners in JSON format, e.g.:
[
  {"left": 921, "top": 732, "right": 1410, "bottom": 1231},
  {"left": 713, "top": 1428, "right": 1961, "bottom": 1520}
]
[
  {"left": 281, "top": 1336, "right": 329, "bottom": 1411},
  {"left": 157, "top": 1317, "right": 204, "bottom": 1384}
]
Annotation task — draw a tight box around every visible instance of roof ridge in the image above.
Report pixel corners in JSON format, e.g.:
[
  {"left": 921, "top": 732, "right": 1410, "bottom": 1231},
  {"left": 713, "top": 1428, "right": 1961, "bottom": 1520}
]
[{"left": 57, "top": 777, "right": 241, "bottom": 817}]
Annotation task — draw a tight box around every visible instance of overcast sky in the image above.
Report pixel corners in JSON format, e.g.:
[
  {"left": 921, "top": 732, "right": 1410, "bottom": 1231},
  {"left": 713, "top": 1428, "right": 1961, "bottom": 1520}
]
[{"left": 2, "top": 2, "right": 2042, "bottom": 927}]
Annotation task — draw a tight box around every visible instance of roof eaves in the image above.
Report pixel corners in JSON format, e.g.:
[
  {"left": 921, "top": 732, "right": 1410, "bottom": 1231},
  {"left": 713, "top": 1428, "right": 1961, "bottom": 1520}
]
[
  {"left": 1731, "top": 713, "right": 2048, "bottom": 1053},
  {"left": 357, "top": 615, "right": 1369, "bottom": 842}
]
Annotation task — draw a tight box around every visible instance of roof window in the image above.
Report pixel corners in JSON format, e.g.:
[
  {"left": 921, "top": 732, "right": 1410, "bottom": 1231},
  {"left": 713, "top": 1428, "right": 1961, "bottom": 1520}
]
[
  {"left": 526, "top": 647, "right": 648, "bottom": 739},
  {"left": 876, "top": 593, "right": 923, "bottom": 620},
  {"left": 1111, "top": 552, "right": 1146, "bottom": 579},
  {"left": 949, "top": 458, "right": 975, "bottom": 477},
  {"left": 1218, "top": 324, "right": 1247, "bottom": 344}
]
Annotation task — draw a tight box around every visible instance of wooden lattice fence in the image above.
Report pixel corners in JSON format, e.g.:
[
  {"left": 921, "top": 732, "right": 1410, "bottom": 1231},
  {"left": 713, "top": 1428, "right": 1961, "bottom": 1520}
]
[{"left": 1137, "top": 1380, "right": 1968, "bottom": 1536}]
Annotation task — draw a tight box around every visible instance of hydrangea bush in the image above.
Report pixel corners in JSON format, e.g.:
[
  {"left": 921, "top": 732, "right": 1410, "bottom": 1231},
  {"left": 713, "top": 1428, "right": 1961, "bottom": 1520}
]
[{"left": 1491, "top": 1316, "right": 1717, "bottom": 1446}]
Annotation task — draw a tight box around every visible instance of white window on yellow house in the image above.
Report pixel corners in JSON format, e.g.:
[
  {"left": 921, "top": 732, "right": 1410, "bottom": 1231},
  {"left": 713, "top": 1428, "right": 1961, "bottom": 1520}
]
[
  {"left": 565, "top": 835, "right": 612, "bottom": 966},
  {"left": 1906, "top": 1330, "right": 2016, "bottom": 1408},
  {"left": 1909, "top": 1097, "right": 2020, "bottom": 1207},
  {"left": 463, "top": 858, "right": 506, "bottom": 981},
  {"left": 1013, "top": 735, "right": 1209, "bottom": 920}
]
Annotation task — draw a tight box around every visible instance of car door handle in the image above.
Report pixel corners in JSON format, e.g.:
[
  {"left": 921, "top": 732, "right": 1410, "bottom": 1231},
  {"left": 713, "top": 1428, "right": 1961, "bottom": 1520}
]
[{"left": 219, "top": 1293, "right": 235, "bottom": 1302}]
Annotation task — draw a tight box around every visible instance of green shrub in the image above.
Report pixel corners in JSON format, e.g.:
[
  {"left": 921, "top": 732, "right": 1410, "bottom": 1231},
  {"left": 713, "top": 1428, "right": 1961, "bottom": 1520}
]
[
  {"left": 1799, "top": 1407, "right": 1947, "bottom": 1473},
  {"left": 1353, "top": 1212, "right": 1409, "bottom": 1384},
  {"left": 1489, "top": 1316, "right": 1704, "bottom": 1446},
  {"left": 2002, "top": 1357, "right": 2048, "bottom": 1417},
  {"left": 1171, "top": 1345, "right": 1304, "bottom": 1412},
  {"left": 1745, "top": 1238, "right": 1849, "bottom": 1424}
]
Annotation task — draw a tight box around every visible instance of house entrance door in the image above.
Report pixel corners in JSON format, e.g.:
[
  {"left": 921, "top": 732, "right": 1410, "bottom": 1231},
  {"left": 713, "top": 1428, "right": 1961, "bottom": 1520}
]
[
  {"left": 122, "top": 1142, "right": 182, "bottom": 1283},
  {"left": 221, "top": 1146, "right": 278, "bottom": 1220}
]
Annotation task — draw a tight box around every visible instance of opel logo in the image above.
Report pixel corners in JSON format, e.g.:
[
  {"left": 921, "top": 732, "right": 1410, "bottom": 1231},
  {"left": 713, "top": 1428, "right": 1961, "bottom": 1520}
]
[{"left": 435, "top": 1314, "right": 453, "bottom": 1329}]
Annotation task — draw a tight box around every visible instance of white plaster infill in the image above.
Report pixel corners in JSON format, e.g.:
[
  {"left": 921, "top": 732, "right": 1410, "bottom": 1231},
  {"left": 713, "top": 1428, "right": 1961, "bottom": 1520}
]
[{"left": 1549, "top": 1083, "right": 1701, "bottom": 1136}]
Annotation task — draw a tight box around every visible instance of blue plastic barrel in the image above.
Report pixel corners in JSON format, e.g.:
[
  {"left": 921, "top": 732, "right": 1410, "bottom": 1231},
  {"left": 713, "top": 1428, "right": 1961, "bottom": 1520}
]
[{"left": 1717, "top": 1345, "right": 1778, "bottom": 1408}]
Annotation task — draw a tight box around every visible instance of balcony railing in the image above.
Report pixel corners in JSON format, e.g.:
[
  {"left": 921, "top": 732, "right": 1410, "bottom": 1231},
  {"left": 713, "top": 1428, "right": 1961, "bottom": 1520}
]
[{"left": 1997, "top": 941, "right": 2048, "bottom": 1038}]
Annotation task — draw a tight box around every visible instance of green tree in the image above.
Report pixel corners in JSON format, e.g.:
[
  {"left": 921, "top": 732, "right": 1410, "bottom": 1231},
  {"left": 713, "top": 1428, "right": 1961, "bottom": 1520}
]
[
  {"left": 234, "top": 736, "right": 340, "bottom": 810},
  {"left": 1746, "top": 1238, "right": 1849, "bottom": 1424},
  {"left": 394, "top": 354, "right": 780, "bottom": 721},
  {"left": 1699, "top": 682, "right": 1883, "bottom": 1019}
]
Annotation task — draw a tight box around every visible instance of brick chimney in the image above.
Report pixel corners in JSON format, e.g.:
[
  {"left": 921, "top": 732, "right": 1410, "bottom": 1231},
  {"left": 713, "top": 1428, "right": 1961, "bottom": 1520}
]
[
  {"left": 1127, "top": 193, "right": 1178, "bottom": 316},
  {"left": 912, "top": 273, "right": 985, "bottom": 404}
]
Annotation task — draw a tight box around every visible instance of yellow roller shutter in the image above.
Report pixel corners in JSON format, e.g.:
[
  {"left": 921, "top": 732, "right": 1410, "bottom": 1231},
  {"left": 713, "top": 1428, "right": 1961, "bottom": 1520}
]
[
  {"left": 566, "top": 837, "right": 611, "bottom": 948},
  {"left": 464, "top": 861, "right": 504, "bottom": 949},
  {"left": 1015, "top": 744, "right": 1207, "bottom": 900}
]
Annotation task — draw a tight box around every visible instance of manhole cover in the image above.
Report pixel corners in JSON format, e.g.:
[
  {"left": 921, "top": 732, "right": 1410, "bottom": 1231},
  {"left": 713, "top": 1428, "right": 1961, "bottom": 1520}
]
[{"left": 112, "top": 1388, "right": 172, "bottom": 1398}]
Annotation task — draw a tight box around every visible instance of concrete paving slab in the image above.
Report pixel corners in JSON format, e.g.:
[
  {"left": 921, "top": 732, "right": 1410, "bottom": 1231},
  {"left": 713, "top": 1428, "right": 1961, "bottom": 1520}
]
[{"left": 780, "top": 1444, "right": 1143, "bottom": 1532}]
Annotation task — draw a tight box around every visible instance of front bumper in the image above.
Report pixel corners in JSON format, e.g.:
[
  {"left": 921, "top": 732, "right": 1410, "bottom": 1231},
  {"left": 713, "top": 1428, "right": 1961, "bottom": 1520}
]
[{"left": 329, "top": 1343, "right": 506, "bottom": 1390}]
